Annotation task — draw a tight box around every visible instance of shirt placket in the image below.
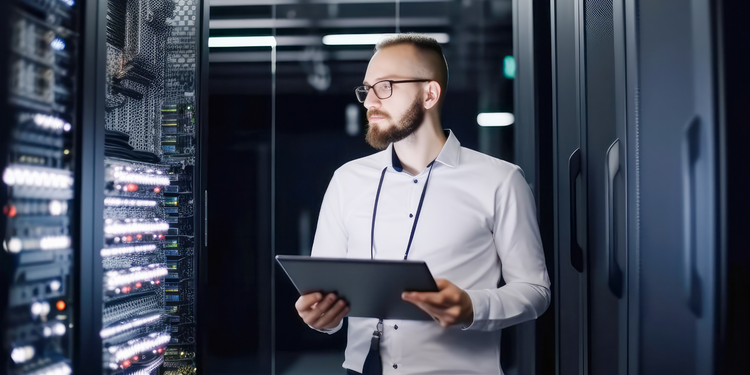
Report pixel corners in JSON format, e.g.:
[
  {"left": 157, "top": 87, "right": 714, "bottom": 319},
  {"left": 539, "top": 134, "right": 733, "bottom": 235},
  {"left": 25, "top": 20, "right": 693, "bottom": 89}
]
[{"left": 405, "top": 173, "right": 425, "bottom": 223}]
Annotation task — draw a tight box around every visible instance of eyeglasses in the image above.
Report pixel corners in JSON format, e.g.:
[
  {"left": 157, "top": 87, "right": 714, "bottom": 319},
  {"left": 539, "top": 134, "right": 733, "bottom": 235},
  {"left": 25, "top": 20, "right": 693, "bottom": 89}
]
[{"left": 354, "top": 79, "right": 432, "bottom": 103}]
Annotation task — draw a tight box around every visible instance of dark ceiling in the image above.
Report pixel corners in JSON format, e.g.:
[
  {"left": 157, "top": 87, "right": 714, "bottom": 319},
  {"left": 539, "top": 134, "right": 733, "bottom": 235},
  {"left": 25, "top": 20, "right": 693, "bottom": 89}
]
[{"left": 208, "top": 0, "right": 514, "bottom": 96}]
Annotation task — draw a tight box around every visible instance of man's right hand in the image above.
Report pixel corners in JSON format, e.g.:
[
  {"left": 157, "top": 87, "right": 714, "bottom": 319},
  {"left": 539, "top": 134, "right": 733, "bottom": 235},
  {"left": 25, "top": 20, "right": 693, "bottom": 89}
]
[{"left": 295, "top": 292, "right": 350, "bottom": 330}]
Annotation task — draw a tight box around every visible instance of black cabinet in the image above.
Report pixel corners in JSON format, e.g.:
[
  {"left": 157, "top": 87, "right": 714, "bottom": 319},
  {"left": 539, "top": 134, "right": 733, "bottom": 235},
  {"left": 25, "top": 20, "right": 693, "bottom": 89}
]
[{"left": 551, "top": 0, "right": 725, "bottom": 374}]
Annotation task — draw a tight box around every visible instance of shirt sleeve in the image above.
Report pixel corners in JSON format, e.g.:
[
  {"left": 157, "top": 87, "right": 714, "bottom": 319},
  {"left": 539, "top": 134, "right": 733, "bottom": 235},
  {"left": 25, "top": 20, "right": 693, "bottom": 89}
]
[
  {"left": 463, "top": 166, "right": 551, "bottom": 332},
  {"left": 308, "top": 170, "right": 348, "bottom": 335}
]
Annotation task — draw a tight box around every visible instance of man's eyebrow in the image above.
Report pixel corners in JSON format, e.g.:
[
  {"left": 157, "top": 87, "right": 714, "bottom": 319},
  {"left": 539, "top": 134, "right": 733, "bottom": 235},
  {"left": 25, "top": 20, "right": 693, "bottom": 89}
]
[{"left": 363, "top": 76, "right": 400, "bottom": 85}]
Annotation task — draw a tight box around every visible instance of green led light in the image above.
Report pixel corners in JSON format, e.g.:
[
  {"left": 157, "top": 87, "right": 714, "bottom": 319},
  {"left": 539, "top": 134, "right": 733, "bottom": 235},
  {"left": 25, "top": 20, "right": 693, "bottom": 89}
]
[{"left": 503, "top": 55, "right": 516, "bottom": 79}]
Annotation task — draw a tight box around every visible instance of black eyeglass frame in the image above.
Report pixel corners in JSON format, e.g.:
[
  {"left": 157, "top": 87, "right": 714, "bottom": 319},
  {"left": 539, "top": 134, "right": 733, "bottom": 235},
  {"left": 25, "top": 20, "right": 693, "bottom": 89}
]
[{"left": 354, "top": 79, "right": 433, "bottom": 103}]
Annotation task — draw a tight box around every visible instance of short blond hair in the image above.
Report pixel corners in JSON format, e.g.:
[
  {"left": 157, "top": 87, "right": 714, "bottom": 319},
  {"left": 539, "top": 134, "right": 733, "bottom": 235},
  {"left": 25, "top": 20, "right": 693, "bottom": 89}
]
[{"left": 375, "top": 33, "right": 449, "bottom": 104}]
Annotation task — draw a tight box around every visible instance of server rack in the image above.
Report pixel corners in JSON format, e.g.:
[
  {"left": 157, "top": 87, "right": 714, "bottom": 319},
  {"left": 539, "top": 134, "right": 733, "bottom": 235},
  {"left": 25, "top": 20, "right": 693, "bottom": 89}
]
[
  {"left": 550, "top": 0, "right": 728, "bottom": 374},
  {"left": 2, "top": 0, "right": 82, "bottom": 374},
  {"left": 3, "top": 0, "right": 207, "bottom": 374}
]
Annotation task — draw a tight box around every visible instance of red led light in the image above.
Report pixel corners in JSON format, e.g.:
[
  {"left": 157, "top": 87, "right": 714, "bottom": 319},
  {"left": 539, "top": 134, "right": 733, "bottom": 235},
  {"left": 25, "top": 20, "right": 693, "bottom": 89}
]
[
  {"left": 56, "top": 300, "right": 66, "bottom": 311},
  {"left": 122, "top": 286, "right": 131, "bottom": 293},
  {"left": 157, "top": 348, "right": 163, "bottom": 353},
  {"left": 3, "top": 205, "right": 17, "bottom": 218},
  {"left": 126, "top": 184, "right": 138, "bottom": 192},
  {"left": 122, "top": 360, "right": 131, "bottom": 368},
  {"left": 155, "top": 280, "right": 160, "bottom": 285},
  {"left": 133, "top": 355, "right": 139, "bottom": 361},
  {"left": 135, "top": 282, "right": 142, "bottom": 288},
  {"left": 158, "top": 234, "right": 165, "bottom": 240},
  {"left": 136, "top": 234, "right": 143, "bottom": 240},
  {"left": 153, "top": 187, "right": 161, "bottom": 193},
  {"left": 124, "top": 236, "right": 133, "bottom": 242}
]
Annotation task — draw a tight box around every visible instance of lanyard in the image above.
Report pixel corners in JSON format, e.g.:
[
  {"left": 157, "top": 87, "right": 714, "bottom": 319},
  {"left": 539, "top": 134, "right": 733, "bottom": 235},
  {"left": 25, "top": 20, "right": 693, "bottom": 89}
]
[{"left": 370, "top": 160, "right": 436, "bottom": 260}]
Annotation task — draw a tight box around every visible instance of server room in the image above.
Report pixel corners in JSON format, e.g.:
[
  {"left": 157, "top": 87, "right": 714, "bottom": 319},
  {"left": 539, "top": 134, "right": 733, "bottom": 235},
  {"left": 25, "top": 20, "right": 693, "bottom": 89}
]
[{"left": 1, "top": 1, "right": 748, "bottom": 375}]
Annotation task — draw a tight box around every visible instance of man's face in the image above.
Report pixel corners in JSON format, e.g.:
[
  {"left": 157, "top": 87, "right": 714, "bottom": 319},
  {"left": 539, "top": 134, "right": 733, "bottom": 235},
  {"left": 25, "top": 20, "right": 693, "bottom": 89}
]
[{"left": 362, "top": 44, "right": 427, "bottom": 150}]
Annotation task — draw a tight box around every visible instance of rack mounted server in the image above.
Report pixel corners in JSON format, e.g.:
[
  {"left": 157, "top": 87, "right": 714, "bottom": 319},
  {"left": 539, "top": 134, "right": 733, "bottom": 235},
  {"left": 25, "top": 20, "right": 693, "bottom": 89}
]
[{"left": 1, "top": 0, "right": 208, "bottom": 374}]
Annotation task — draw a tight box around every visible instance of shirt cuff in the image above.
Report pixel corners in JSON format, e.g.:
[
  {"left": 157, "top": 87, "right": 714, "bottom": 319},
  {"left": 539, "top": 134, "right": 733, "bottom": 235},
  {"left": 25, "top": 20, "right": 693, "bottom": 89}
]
[
  {"left": 461, "top": 289, "right": 489, "bottom": 331},
  {"left": 308, "top": 318, "right": 344, "bottom": 335}
]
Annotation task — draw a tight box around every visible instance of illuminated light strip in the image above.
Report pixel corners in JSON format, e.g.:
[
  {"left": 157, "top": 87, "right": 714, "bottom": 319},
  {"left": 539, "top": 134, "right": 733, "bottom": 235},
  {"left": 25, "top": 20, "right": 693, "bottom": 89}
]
[
  {"left": 27, "top": 362, "right": 72, "bottom": 375},
  {"left": 113, "top": 172, "right": 171, "bottom": 186},
  {"left": 130, "top": 354, "right": 164, "bottom": 375},
  {"left": 322, "top": 33, "right": 450, "bottom": 45},
  {"left": 104, "top": 222, "right": 169, "bottom": 235},
  {"left": 32, "top": 114, "right": 71, "bottom": 132},
  {"left": 2, "top": 165, "right": 74, "bottom": 189},
  {"left": 209, "top": 36, "right": 277, "bottom": 48},
  {"left": 40, "top": 236, "right": 72, "bottom": 250},
  {"left": 101, "top": 244, "right": 158, "bottom": 258},
  {"left": 100, "top": 313, "right": 162, "bottom": 339},
  {"left": 105, "top": 265, "right": 168, "bottom": 290},
  {"left": 477, "top": 112, "right": 515, "bottom": 127},
  {"left": 104, "top": 197, "right": 158, "bottom": 207},
  {"left": 110, "top": 332, "right": 171, "bottom": 363},
  {"left": 5, "top": 236, "right": 71, "bottom": 252}
]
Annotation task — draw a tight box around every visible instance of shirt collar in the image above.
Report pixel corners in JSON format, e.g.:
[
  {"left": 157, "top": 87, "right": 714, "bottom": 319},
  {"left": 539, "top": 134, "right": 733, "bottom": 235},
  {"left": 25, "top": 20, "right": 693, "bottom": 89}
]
[{"left": 382, "top": 129, "right": 461, "bottom": 171}]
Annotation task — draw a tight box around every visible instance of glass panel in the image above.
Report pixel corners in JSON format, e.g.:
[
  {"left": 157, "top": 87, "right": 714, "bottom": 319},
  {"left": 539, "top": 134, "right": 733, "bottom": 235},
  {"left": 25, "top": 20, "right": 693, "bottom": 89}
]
[
  {"left": 207, "top": 1, "right": 515, "bottom": 373},
  {"left": 270, "top": 2, "right": 515, "bottom": 373},
  {"left": 2, "top": 0, "right": 81, "bottom": 374},
  {"left": 101, "top": 0, "right": 200, "bottom": 374}
]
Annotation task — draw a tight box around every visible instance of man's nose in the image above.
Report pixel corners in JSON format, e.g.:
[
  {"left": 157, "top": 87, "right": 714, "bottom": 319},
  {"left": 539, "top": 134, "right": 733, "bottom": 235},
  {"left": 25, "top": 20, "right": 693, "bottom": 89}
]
[{"left": 363, "top": 89, "right": 381, "bottom": 110}]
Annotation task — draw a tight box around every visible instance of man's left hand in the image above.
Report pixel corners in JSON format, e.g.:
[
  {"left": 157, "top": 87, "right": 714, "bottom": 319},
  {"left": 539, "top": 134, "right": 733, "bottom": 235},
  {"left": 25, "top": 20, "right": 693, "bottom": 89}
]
[{"left": 402, "top": 278, "right": 474, "bottom": 328}]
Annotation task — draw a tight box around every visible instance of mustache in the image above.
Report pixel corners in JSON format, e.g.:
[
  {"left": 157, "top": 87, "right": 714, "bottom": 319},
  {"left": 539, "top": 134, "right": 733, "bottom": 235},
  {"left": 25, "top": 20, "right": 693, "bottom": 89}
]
[{"left": 367, "top": 110, "right": 390, "bottom": 120}]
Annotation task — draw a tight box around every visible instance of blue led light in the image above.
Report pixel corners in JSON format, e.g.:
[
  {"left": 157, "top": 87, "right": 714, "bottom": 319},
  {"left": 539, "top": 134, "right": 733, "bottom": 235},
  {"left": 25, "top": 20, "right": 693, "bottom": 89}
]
[
  {"left": 51, "top": 38, "right": 66, "bottom": 51},
  {"left": 60, "top": 0, "right": 75, "bottom": 6}
]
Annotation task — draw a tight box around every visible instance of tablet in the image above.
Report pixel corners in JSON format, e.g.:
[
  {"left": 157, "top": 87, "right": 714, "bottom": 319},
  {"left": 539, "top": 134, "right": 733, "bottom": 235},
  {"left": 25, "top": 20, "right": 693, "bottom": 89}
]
[{"left": 275, "top": 255, "right": 438, "bottom": 320}]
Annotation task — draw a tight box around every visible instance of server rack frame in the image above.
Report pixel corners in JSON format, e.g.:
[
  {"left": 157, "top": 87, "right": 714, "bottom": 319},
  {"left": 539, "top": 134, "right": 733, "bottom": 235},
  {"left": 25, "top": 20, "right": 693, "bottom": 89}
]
[
  {"left": 622, "top": 0, "right": 640, "bottom": 373},
  {"left": 75, "top": 0, "right": 106, "bottom": 373},
  {"left": 195, "top": 0, "right": 209, "bottom": 371},
  {"left": 550, "top": 0, "right": 590, "bottom": 373},
  {"left": 512, "top": 0, "right": 555, "bottom": 374},
  {"left": 73, "top": 0, "right": 208, "bottom": 373}
]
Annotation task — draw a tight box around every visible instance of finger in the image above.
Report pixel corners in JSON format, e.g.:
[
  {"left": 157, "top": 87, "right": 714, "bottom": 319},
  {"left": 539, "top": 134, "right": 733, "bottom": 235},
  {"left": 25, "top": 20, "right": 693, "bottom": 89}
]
[
  {"left": 405, "top": 298, "right": 443, "bottom": 322},
  {"left": 417, "top": 306, "right": 449, "bottom": 328},
  {"left": 403, "top": 291, "right": 448, "bottom": 307},
  {"left": 301, "top": 293, "right": 338, "bottom": 323},
  {"left": 296, "top": 293, "right": 323, "bottom": 312},
  {"left": 327, "top": 305, "right": 350, "bottom": 328},
  {"left": 315, "top": 299, "right": 348, "bottom": 328}
]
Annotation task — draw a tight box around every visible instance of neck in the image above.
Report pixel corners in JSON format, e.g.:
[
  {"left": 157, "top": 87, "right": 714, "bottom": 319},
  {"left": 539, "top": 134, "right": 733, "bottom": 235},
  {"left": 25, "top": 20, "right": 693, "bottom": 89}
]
[{"left": 393, "top": 117, "right": 446, "bottom": 175}]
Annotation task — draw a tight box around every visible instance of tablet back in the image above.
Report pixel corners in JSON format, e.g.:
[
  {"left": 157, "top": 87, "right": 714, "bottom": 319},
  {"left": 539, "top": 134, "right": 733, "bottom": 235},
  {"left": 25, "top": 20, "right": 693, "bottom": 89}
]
[{"left": 276, "top": 255, "right": 438, "bottom": 320}]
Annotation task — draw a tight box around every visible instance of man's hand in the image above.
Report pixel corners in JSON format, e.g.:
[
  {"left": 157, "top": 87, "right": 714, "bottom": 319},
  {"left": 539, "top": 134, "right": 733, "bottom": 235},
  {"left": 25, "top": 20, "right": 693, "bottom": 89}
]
[
  {"left": 295, "top": 292, "right": 350, "bottom": 330},
  {"left": 402, "top": 278, "right": 474, "bottom": 328}
]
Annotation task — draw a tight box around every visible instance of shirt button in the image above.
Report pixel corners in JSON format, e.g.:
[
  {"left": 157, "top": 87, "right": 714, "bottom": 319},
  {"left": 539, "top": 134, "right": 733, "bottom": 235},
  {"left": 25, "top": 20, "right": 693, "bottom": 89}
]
[
  {"left": 393, "top": 364, "right": 398, "bottom": 369},
  {"left": 409, "top": 213, "right": 413, "bottom": 218},
  {"left": 413, "top": 179, "right": 418, "bottom": 183},
  {"left": 394, "top": 325, "right": 398, "bottom": 330}
]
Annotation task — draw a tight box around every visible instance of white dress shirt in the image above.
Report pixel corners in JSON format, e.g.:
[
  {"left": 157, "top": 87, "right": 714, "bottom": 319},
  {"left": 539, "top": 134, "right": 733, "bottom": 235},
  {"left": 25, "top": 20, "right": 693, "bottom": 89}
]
[{"left": 310, "top": 130, "right": 551, "bottom": 375}]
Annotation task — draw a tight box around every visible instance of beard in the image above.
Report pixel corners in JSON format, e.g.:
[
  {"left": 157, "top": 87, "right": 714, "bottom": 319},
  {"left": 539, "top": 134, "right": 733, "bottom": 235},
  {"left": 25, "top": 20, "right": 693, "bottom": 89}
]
[{"left": 365, "top": 95, "right": 425, "bottom": 150}]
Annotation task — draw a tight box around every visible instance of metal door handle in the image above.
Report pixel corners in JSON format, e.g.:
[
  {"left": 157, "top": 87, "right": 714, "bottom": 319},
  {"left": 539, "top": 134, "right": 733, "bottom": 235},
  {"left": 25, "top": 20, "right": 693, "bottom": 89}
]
[
  {"left": 568, "top": 148, "right": 584, "bottom": 273},
  {"left": 606, "top": 139, "right": 623, "bottom": 298},
  {"left": 204, "top": 190, "right": 208, "bottom": 247},
  {"left": 682, "top": 116, "right": 702, "bottom": 317}
]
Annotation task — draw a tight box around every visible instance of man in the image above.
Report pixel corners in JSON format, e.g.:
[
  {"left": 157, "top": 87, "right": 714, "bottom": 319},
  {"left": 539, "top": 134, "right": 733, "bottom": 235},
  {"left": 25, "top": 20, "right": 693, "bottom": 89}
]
[{"left": 295, "top": 33, "right": 550, "bottom": 375}]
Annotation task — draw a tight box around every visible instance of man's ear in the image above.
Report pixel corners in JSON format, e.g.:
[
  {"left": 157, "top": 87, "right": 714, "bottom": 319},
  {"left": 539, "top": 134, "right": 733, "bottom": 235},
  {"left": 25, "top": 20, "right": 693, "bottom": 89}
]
[{"left": 423, "top": 81, "right": 442, "bottom": 110}]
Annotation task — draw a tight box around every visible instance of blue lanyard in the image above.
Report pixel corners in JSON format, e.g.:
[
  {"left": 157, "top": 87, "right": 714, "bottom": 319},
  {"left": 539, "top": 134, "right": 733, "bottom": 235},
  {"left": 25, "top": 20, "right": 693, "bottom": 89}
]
[{"left": 370, "top": 161, "right": 436, "bottom": 260}]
